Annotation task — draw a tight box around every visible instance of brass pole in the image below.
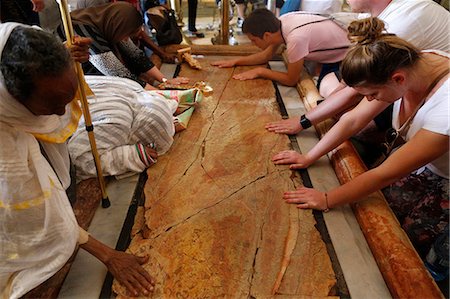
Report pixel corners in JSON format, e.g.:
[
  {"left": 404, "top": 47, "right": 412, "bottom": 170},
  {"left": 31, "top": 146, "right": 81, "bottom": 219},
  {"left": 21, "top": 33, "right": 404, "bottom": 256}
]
[{"left": 57, "top": 0, "right": 111, "bottom": 208}]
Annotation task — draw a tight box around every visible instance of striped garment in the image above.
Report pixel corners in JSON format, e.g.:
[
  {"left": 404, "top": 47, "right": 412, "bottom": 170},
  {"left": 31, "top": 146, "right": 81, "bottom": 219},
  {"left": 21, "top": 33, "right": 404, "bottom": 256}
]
[{"left": 68, "top": 76, "right": 176, "bottom": 181}]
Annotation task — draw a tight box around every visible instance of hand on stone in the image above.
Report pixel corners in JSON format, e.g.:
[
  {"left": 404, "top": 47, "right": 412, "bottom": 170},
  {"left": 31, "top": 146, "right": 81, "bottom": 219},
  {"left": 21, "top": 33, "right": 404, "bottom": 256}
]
[
  {"left": 232, "top": 68, "right": 262, "bottom": 81},
  {"left": 211, "top": 59, "right": 237, "bottom": 68},
  {"left": 283, "top": 187, "right": 327, "bottom": 210},
  {"left": 167, "top": 76, "right": 189, "bottom": 85},
  {"left": 145, "top": 145, "right": 158, "bottom": 165},
  {"left": 265, "top": 117, "right": 302, "bottom": 134},
  {"left": 105, "top": 251, "right": 155, "bottom": 297},
  {"left": 272, "top": 150, "right": 313, "bottom": 169}
]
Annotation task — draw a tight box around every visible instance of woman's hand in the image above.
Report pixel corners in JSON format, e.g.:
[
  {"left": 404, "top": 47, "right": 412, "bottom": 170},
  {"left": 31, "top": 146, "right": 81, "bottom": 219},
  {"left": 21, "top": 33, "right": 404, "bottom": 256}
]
[
  {"left": 232, "top": 68, "right": 263, "bottom": 81},
  {"left": 69, "top": 36, "right": 92, "bottom": 63},
  {"left": 272, "top": 150, "right": 313, "bottom": 169},
  {"left": 167, "top": 76, "right": 189, "bottom": 85},
  {"left": 104, "top": 250, "right": 155, "bottom": 297},
  {"left": 81, "top": 236, "right": 155, "bottom": 297},
  {"left": 283, "top": 187, "right": 328, "bottom": 210},
  {"left": 211, "top": 59, "right": 237, "bottom": 68},
  {"left": 265, "top": 117, "right": 302, "bottom": 135},
  {"left": 144, "top": 145, "right": 158, "bottom": 165}
]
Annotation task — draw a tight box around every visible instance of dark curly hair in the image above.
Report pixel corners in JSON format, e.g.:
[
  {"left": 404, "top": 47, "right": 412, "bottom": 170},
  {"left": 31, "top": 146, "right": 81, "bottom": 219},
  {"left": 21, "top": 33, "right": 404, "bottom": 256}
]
[{"left": 0, "top": 27, "right": 72, "bottom": 103}]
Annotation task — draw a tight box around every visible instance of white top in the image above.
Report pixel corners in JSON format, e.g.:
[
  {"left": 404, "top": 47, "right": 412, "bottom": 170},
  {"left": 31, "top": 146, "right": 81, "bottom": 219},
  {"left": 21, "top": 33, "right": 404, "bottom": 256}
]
[
  {"left": 378, "top": 0, "right": 450, "bottom": 52},
  {"left": 392, "top": 50, "right": 449, "bottom": 179},
  {"left": 301, "top": 0, "right": 343, "bottom": 14}
]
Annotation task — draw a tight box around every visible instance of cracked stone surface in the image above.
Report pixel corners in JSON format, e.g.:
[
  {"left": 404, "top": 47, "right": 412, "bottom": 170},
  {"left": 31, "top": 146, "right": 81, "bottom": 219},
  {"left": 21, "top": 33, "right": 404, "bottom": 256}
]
[{"left": 113, "top": 57, "right": 337, "bottom": 298}]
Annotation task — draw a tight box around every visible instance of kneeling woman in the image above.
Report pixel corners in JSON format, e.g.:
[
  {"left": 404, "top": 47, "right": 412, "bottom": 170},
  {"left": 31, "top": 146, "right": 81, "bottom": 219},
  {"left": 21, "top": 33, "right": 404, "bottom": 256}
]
[
  {"left": 274, "top": 17, "right": 449, "bottom": 259},
  {"left": 58, "top": 2, "right": 187, "bottom": 89},
  {"left": 68, "top": 76, "right": 178, "bottom": 181}
]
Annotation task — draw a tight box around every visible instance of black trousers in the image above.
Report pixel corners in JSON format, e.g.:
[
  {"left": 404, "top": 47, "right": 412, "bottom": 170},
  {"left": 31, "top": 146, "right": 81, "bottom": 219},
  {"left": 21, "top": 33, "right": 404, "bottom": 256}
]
[{"left": 187, "top": 0, "right": 198, "bottom": 31}]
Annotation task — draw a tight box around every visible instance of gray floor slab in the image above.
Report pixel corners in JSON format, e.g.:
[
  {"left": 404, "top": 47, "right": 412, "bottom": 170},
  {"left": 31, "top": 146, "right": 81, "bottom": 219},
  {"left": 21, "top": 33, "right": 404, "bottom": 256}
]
[{"left": 59, "top": 174, "right": 140, "bottom": 299}]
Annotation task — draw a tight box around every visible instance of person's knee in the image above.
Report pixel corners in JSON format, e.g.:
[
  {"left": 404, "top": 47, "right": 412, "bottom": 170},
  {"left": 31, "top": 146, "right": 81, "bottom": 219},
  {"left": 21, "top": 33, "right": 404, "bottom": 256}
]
[{"left": 318, "top": 72, "right": 340, "bottom": 98}]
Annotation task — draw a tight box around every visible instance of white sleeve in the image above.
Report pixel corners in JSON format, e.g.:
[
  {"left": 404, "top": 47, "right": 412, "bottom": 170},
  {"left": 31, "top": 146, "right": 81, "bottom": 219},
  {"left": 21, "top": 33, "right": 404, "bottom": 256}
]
[
  {"left": 99, "top": 144, "right": 148, "bottom": 177},
  {"left": 422, "top": 82, "right": 450, "bottom": 136}
]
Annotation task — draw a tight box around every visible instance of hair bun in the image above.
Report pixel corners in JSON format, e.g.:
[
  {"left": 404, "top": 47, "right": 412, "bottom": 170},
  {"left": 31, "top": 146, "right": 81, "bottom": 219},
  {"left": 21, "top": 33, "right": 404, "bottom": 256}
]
[{"left": 347, "top": 17, "right": 386, "bottom": 45}]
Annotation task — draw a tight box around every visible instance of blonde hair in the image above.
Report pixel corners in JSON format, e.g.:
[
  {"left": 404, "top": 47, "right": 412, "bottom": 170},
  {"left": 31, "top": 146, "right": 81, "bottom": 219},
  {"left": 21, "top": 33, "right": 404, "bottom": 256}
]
[{"left": 341, "top": 17, "right": 420, "bottom": 87}]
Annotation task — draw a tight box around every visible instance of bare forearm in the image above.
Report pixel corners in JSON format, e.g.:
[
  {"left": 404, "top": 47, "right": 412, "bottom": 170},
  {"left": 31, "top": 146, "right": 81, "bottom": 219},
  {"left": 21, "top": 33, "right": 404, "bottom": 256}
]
[
  {"left": 141, "top": 66, "right": 165, "bottom": 83},
  {"left": 306, "top": 86, "right": 362, "bottom": 125},
  {"left": 327, "top": 167, "right": 394, "bottom": 208},
  {"left": 236, "top": 46, "right": 276, "bottom": 66},
  {"left": 257, "top": 68, "right": 298, "bottom": 86},
  {"left": 306, "top": 99, "right": 388, "bottom": 163},
  {"left": 80, "top": 236, "right": 114, "bottom": 265},
  {"left": 306, "top": 112, "right": 364, "bottom": 162},
  {"left": 325, "top": 128, "right": 450, "bottom": 208},
  {"left": 139, "top": 35, "right": 166, "bottom": 57}
]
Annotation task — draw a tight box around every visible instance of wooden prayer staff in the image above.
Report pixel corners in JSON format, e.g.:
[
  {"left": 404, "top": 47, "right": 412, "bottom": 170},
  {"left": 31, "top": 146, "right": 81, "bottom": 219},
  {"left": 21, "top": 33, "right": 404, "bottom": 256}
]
[{"left": 57, "top": 0, "right": 111, "bottom": 208}]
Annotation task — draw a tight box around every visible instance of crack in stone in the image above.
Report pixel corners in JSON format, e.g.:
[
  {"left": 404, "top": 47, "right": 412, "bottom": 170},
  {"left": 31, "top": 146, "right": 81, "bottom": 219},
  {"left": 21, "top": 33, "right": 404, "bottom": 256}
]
[
  {"left": 247, "top": 246, "right": 259, "bottom": 297},
  {"left": 198, "top": 73, "right": 248, "bottom": 186},
  {"left": 153, "top": 77, "right": 232, "bottom": 204},
  {"left": 149, "top": 174, "right": 268, "bottom": 241},
  {"left": 247, "top": 171, "right": 280, "bottom": 297},
  {"left": 148, "top": 151, "right": 200, "bottom": 208}
]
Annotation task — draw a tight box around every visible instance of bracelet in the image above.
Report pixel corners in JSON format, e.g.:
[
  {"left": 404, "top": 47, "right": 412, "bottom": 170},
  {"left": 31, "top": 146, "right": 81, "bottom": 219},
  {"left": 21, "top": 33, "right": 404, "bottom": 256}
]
[
  {"left": 323, "top": 192, "right": 330, "bottom": 213},
  {"left": 300, "top": 114, "right": 312, "bottom": 129}
]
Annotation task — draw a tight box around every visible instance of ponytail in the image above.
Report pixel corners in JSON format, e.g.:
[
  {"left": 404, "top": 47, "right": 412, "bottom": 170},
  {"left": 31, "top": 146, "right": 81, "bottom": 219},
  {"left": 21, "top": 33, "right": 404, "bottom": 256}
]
[{"left": 342, "top": 17, "right": 420, "bottom": 87}]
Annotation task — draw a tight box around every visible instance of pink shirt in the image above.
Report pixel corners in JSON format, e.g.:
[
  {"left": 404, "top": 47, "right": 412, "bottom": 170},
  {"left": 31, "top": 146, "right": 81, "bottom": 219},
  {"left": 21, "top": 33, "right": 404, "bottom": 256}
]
[{"left": 280, "top": 12, "right": 350, "bottom": 64}]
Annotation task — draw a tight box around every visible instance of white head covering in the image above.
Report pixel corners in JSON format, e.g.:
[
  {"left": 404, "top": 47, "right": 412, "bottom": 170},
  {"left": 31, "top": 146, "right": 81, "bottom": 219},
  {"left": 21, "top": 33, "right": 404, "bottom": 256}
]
[
  {"left": 0, "top": 22, "right": 79, "bottom": 299},
  {"left": 0, "top": 23, "right": 82, "bottom": 142}
]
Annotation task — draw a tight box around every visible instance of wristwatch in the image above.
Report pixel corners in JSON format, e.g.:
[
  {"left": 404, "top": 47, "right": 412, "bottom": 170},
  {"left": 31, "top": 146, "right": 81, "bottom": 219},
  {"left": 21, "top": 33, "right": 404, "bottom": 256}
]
[{"left": 300, "top": 114, "right": 312, "bottom": 129}]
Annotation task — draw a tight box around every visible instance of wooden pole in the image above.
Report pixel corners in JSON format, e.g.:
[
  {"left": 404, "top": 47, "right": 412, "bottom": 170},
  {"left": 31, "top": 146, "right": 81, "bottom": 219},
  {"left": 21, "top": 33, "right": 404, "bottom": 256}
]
[
  {"left": 57, "top": 0, "right": 111, "bottom": 208},
  {"left": 220, "top": 0, "right": 230, "bottom": 44}
]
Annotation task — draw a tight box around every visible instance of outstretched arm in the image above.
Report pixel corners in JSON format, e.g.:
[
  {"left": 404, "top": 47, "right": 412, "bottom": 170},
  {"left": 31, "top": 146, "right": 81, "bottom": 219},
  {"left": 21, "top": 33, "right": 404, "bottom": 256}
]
[
  {"left": 80, "top": 235, "right": 155, "bottom": 296},
  {"left": 211, "top": 44, "right": 278, "bottom": 68},
  {"left": 272, "top": 97, "right": 389, "bottom": 168},
  {"left": 233, "top": 58, "right": 304, "bottom": 86},
  {"left": 284, "top": 129, "right": 449, "bottom": 210},
  {"left": 266, "top": 85, "right": 363, "bottom": 134},
  {"left": 135, "top": 28, "right": 177, "bottom": 63},
  {"left": 140, "top": 65, "right": 189, "bottom": 87}
]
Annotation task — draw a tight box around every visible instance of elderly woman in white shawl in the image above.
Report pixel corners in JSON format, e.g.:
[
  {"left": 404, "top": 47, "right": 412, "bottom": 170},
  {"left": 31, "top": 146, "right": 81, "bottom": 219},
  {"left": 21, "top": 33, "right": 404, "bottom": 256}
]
[{"left": 0, "top": 23, "right": 154, "bottom": 298}]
